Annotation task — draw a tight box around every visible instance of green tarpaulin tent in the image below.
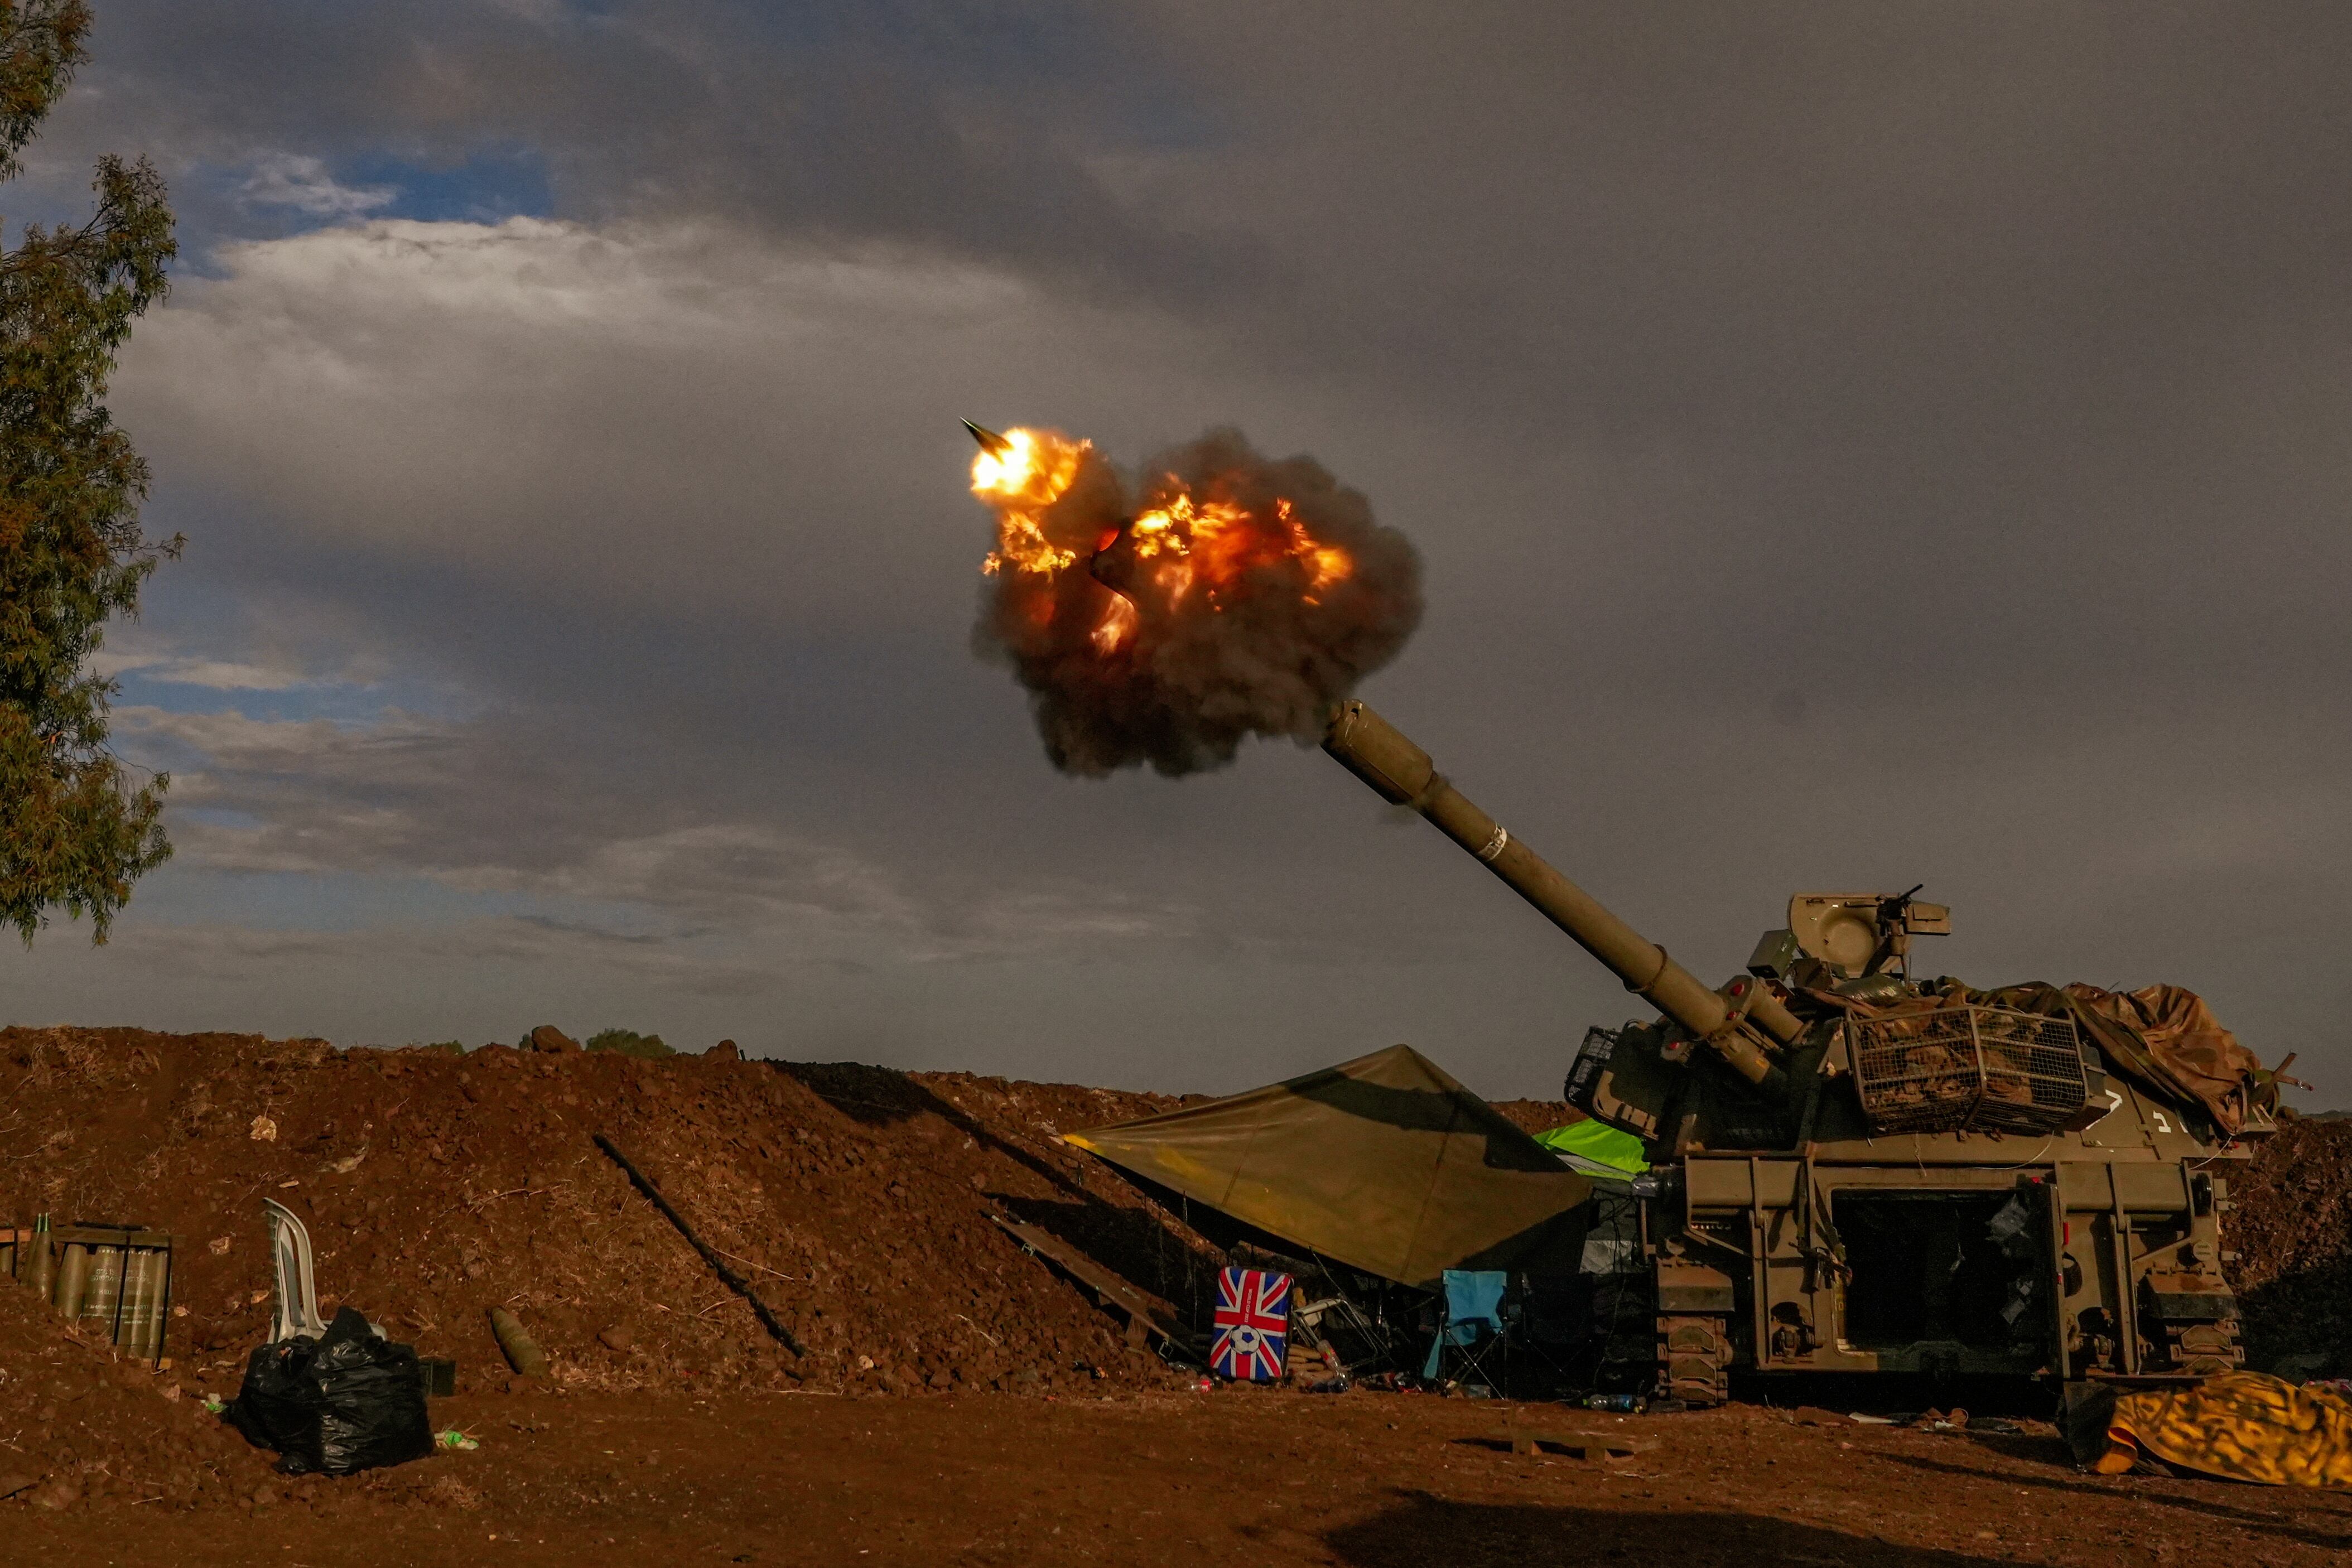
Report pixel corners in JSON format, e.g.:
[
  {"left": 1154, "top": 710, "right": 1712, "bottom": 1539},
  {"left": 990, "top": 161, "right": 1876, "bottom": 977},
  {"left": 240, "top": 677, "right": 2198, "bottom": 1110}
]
[{"left": 1065, "top": 1044, "right": 1592, "bottom": 1290}]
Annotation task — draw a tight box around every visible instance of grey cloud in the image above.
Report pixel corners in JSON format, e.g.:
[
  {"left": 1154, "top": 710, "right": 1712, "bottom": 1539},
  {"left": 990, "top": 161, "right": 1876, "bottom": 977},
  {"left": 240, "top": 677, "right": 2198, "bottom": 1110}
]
[
  {"left": 236, "top": 152, "right": 396, "bottom": 218},
  {"left": 5, "top": 4, "right": 2345, "bottom": 1102},
  {"left": 41, "top": 1, "right": 1247, "bottom": 299},
  {"left": 112, "top": 217, "right": 1259, "bottom": 640},
  {"left": 108, "top": 701, "right": 1210, "bottom": 969}
]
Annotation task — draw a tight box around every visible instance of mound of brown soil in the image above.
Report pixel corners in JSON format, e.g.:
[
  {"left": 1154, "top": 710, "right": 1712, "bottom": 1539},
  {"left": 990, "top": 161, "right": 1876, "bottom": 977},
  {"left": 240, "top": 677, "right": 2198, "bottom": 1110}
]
[
  {"left": 2225, "top": 1113, "right": 2352, "bottom": 1372},
  {"left": 0, "top": 1267, "right": 275, "bottom": 1511},
  {"left": 0, "top": 1026, "right": 1226, "bottom": 1438}
]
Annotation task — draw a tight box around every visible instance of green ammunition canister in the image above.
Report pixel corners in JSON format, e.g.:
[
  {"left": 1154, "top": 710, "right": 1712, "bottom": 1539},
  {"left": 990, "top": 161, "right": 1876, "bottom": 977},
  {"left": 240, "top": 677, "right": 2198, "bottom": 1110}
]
[
  {"left": 26, "top": 1215, "right": 55, "bottom": 1301},
  {"left": 124, "top": 1248, "right": 162, "bottom": 1360},
  {"left": 79, "top": 1241, "right": 123, "bottom": 1335},
  {"left": 54, "top": 1242, "right": 90, "bottom": 1317}
]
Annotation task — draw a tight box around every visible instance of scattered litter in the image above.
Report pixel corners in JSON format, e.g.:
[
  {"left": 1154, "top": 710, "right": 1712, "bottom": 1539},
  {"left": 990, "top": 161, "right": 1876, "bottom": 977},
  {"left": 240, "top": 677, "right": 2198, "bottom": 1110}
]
[
  {"left": 436, "top": 1428, "right": 480, "bottom": 1452},
  {"left": 249, "top": 1115, "right": 278, "bottom": 1142},
  {"left": 1847, "top": 1412, "right": 1897, "bottom": 1425}
]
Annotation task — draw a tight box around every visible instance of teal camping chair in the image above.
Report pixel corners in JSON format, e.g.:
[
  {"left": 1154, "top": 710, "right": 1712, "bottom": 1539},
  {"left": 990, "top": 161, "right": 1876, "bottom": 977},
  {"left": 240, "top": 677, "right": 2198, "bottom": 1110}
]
[{"left": 1422, "top": 1269, "right": 1511, "bottom": 1388}]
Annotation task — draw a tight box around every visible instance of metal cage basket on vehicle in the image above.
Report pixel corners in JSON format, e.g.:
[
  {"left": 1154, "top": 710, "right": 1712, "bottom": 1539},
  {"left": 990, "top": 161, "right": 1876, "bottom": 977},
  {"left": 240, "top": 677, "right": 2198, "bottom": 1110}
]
[{"left": 1849, "top": 1005, "right": 2089, "bottom": 1137}]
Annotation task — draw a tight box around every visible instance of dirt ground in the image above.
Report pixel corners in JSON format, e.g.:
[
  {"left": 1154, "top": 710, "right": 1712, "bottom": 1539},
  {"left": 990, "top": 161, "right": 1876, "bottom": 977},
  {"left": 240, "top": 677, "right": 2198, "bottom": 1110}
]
[
  {"left": 8, "top": 1387, "right": 2352, "bottom": 1567},
  {"left": 6, "top": 1027, "right": 2350, "bottom": 1561}
]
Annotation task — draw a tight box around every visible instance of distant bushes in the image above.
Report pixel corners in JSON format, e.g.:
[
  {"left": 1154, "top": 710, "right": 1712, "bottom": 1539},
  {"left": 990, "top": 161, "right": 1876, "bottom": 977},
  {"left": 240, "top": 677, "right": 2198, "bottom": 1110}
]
[
  {"left": 401, "top": 1029, "right": 681, "bottom": 1058},
  {"left": 586, "top": 1028, "right": 675, "bottom": 1058}
]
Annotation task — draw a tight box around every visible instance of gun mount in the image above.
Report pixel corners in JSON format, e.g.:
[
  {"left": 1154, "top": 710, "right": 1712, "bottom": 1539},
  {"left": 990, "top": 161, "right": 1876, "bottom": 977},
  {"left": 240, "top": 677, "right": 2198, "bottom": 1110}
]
[{"left": 1318, "top": 698, "right": 2272, "bottom": 1406}]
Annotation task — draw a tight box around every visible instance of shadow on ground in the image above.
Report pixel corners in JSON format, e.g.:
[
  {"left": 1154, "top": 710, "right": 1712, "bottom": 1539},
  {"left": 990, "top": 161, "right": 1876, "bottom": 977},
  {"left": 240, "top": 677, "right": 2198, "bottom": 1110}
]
[
  {"left": 1879, "top": 1452, "right": 2352, "bottom": 1551},
  {"left": 1318, "top": 1493, "right": 2035, "bottom": 1568}
]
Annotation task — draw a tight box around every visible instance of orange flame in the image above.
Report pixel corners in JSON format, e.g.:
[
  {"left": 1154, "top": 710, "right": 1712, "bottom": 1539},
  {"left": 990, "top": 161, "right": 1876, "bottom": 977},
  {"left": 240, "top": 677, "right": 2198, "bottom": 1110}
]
[
  {"left": 1091, "top": 595, "right": 1137, "bottom": 652},
  {"left": 971, "top": 425, "right": 1361, "bottom": 660},
  {"left": 972, "top": 427, "right": 1089, "bottom": 578},
  {"left": 967, "top": 422, "right": 1420, "bottom": 776},
  {"left": 1112, "top": 489, "right": 1355, "bottom": 616}
]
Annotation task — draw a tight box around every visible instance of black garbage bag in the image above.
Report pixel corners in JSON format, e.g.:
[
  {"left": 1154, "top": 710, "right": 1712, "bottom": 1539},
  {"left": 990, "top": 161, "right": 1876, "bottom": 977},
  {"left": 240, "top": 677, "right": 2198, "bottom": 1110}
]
[{"left": 225, "top": 1306, "right": 434, "bottom": 1475}]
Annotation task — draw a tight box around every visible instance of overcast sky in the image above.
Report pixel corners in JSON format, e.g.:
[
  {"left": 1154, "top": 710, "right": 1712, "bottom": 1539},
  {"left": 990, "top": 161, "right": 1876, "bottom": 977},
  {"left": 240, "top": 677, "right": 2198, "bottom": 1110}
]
[{"left": 6, "top": 3, "right": 2346, "bottom": 1103}]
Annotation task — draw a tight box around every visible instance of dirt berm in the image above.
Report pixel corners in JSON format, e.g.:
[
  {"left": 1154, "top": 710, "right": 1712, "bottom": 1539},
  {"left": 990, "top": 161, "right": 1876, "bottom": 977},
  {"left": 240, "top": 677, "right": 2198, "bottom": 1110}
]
[
  {"left": 3, "top": 1025, "right": 2347, "bottom": 1518},
  {"left": 0, "top": 1027, "right": 1232, "bottom": 1417},
  {"left": 2225, "top": 1111, "right": 2352, "bottom": 1376}
]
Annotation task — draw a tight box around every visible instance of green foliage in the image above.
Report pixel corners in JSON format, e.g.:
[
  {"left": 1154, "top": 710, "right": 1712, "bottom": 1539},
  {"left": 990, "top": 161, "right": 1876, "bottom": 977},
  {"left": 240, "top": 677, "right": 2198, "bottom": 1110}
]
[
  {"left": 586, "top": 1027, "right": 675, "bottom": 1059},
  {"left": 420, "top": 1040, "right": 467, "bottom": 1056},
  {"left": 0, "top": 1, "right": 179, "bottom": 944}
]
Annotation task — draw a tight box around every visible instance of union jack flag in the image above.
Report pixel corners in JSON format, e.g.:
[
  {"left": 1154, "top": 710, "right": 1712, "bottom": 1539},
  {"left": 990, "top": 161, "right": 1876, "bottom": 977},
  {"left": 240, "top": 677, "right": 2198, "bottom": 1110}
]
[{"left": 1211, "top": 1267, "right": 1291, "bottom": 1381}]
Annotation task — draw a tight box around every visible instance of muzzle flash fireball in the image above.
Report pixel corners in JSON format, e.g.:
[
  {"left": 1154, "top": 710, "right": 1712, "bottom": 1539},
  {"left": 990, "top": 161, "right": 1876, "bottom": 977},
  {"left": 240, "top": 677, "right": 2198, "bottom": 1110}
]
[{"left": 965, "top": 419, "right": 1423, "bottom": 778}]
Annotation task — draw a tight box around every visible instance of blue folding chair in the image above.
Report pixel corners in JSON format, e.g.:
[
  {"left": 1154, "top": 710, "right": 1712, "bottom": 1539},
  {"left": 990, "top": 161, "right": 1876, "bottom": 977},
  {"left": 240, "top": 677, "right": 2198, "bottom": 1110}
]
[{"left": 1422, "top": 1268, "right": 1511, "bottom": 1388}]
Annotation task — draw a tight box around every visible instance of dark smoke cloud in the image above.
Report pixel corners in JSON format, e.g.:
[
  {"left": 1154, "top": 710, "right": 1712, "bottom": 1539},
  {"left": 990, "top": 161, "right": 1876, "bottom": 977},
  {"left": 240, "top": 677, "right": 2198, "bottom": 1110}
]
[{"left": 976, "top": 427, "right": 1421, "bottom": 776}]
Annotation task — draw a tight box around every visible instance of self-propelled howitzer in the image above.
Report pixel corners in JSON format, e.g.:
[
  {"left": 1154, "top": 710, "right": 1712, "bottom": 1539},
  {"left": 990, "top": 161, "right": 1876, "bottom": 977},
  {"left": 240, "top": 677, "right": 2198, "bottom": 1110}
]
[{"left": 1322, "top": 699, "right": 2272, "bottom": 1405}]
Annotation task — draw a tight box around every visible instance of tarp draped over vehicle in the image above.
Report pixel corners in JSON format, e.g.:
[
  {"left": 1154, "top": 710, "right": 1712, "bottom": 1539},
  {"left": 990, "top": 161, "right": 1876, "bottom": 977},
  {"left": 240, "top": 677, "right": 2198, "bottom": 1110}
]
[
  {"left": 1063, "top": 1044, "right": 1590, "bottom": 1290},
  {"left": 2054, "top": 982, "right": 2270, "bottom": 1135}
]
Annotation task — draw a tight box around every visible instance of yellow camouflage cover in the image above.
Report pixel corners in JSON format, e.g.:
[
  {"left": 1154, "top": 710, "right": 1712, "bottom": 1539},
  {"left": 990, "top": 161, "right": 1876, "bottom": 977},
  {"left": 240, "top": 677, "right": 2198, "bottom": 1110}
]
[{"left": 2102, "top": 1373, "right": 2352, "bottom": 1487}]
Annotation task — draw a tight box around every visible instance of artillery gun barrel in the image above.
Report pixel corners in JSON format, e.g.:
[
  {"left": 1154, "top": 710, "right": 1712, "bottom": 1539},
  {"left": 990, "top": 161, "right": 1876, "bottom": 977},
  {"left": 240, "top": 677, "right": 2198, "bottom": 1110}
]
[{"left": 1322, "top": 700, "right": 1802, "bottom": 1084}]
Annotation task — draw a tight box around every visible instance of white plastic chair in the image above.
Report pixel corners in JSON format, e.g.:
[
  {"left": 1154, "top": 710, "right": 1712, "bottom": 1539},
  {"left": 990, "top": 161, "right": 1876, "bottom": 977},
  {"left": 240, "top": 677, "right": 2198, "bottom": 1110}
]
[{"left": 262, "top": 1199, "right": 326, "bottom": 1343}]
